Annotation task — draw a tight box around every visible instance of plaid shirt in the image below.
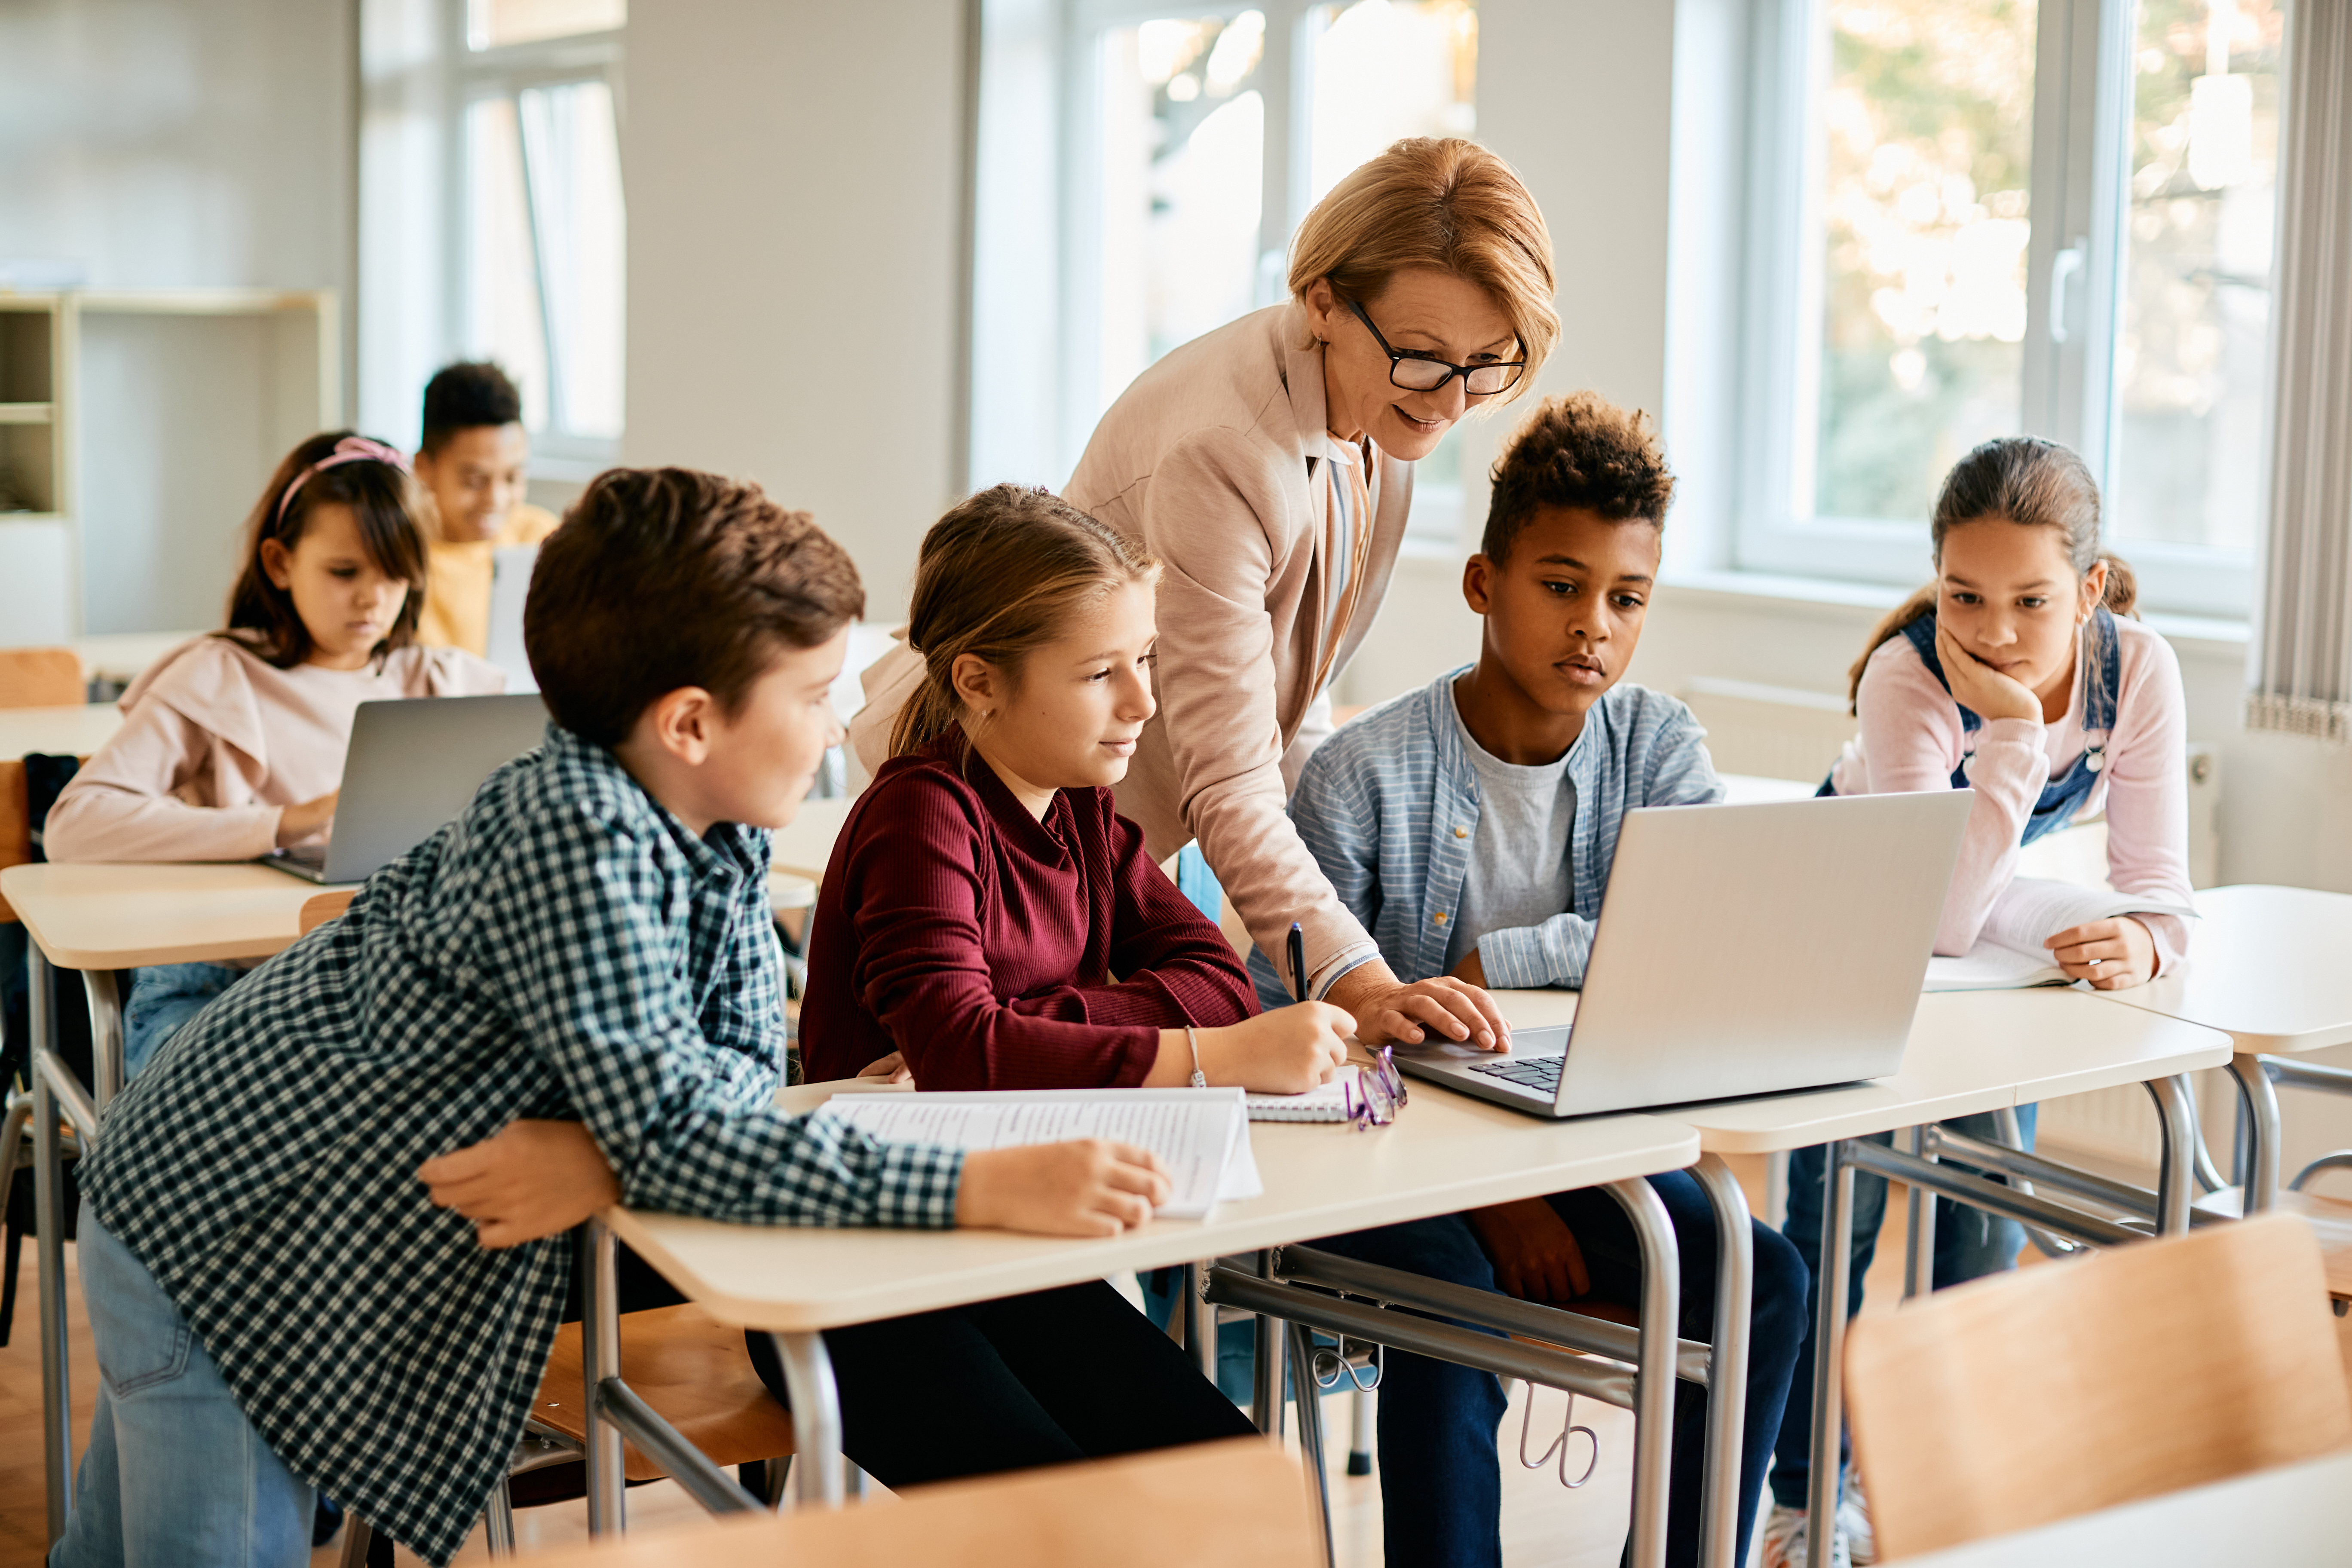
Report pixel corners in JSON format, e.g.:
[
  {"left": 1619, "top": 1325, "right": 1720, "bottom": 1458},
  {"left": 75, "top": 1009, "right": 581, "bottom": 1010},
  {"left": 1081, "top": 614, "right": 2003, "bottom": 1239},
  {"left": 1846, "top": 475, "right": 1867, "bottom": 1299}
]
[{"left": 81, "top": 725, "right": 963, "bottom": 1565}]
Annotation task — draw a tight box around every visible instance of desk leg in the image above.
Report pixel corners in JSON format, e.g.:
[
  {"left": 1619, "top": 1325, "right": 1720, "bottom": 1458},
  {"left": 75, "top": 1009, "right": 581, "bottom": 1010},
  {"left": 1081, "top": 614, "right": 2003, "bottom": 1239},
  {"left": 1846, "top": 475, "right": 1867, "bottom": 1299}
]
[
  {"left": 1902, "top": 1125, "right": 1935, "bottom": 1299},
  {"left": 2228, "top": 1055, "right": 2282, "bottom": 1214},
  {"left": 30, "top": 945, "right": 73, "bottom": 1547},
  {"left": 1284, "top": 1320, "right": 1335, "bottom": 1568},
  {"left": 1692, "top": 1155, "right": 1752, "bottom": 1568},
  {"left": 579, "top": 1222, "right": 625, "bottom": 1536},
  {"left": 767, "top": 1332, "right": 846, "bottom": 1508},
  {"left": 82, "top": 970, "right": 122, "bottom": 1109},
  {"left": 1251, "top": 1250, "right": 1286, "bottom": 1437},
  {"left": 1185, "top": 1261, "right": 1216, "bottom": 1385},
  {"left": 1804, "top": 1142, "right": 1855, "bottom": 1568},
  {"left": 1605, "top": 1176, "right": 1679, "bottom": 1568},
  {"left": 2145, "top": 1076, "right": 2197, "bottom": 1234}
]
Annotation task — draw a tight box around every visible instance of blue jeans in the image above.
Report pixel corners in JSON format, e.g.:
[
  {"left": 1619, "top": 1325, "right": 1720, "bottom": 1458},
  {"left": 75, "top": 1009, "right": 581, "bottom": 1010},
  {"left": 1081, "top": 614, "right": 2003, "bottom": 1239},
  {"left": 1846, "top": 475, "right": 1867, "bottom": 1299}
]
[
  {"left": 1767, "top": 1105, "right": 2038, "bottom": 1509},
  {"left": 1312, "top": 1170, "right": 1808, "bottom": 1568},
  {"left": 52, "top": 1209, "right": 313, "bottom": 1568},
  {"left": 122, "top": 963, "right": 242, "bottom": 1079}
]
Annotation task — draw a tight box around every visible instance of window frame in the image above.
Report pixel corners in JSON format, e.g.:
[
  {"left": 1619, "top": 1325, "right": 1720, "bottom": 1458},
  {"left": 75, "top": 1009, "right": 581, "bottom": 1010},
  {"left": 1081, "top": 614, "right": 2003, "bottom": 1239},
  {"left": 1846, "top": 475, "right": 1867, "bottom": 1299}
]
[
  {"left": 1730, "top": 0, "right": 2258, "bottom": 619},
  {"left": 978, "top": 0, "right": 1476, "bottom": 548},
  {"left": 447, "top": 18, "right": 627, "bottom": 477}
]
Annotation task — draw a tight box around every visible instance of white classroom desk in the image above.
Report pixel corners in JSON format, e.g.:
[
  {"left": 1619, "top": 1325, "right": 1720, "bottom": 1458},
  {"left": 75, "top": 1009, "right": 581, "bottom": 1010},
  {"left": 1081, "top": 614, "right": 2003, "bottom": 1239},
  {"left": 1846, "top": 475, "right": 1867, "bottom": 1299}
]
[
  {"left": 594, "top": 1077, "right": 1707, "bottom": 1566},
  {"left": 1, "top": 858, "right": 340, "bottom": 1545},
  {"left": 1890, "top": 1449, "right": 2352, "bottom": 1567},
  {"left": 1486, "top": 987, "right": 2233, "bottom": 1568},
  {"left": 2091, "top": 884, "right": 2352, "bottom": 1211}
]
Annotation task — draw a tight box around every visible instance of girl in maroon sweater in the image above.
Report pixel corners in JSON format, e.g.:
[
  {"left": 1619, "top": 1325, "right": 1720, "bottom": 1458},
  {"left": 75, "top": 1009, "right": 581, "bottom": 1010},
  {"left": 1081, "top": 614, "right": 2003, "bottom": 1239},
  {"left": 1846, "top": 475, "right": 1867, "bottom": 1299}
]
[
  {"left": 759, "top": 486, "right": 1352, "bottom": 1489},
  {"left": 801, "top": 484, "right": 1354, "bottom": 1094}
]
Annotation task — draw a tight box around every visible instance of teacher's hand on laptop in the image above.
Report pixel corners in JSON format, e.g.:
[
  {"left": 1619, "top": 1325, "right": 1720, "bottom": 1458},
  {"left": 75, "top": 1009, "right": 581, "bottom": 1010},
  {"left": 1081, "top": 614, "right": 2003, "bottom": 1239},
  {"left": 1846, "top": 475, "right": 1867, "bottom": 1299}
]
[
  {"left": 1393, "top": 791, "right": 1974, "bottom": 1119},
  {"left": 263, "top": 695, "right": 550, "bottom": 885}
]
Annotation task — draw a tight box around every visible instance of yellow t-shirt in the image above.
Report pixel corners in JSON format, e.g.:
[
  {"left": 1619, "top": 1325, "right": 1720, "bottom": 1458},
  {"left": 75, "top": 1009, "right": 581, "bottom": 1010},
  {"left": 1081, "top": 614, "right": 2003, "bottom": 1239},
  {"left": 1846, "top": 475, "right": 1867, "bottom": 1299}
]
[{"left": 415, "top": 503, "right": 562, "bottom": 655}]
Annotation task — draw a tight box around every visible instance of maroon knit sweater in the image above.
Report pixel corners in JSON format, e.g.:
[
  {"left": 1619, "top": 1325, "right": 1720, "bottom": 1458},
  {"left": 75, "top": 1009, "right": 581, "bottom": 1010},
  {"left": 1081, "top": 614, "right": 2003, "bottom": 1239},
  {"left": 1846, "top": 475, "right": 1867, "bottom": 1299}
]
[{"left": 798, "top": 738, "right": 1259, "bottom": 1089}]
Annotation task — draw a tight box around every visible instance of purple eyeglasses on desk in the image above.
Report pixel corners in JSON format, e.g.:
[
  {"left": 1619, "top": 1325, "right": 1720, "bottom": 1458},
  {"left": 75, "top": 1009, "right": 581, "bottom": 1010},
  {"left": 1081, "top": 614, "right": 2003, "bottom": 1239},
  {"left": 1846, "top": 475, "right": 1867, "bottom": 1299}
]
[{"left": 1344, "top": 1047, "right": 1408, "bottom": 1130}]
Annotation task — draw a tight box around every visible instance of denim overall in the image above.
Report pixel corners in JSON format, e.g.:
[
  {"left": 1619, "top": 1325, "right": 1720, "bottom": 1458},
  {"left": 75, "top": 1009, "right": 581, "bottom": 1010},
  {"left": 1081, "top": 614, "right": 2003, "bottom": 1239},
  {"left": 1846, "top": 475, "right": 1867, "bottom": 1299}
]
[{"left": 1772, "top": 605, "right": 2124, "bottom": 1513}]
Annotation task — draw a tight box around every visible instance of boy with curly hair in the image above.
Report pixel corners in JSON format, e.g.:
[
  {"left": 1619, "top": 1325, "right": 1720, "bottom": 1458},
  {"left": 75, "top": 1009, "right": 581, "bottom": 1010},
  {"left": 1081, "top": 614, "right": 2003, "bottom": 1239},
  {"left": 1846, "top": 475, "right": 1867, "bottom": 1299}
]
[{"left": 1264, "top": 394, "right": 1809, "bottom": 1568}]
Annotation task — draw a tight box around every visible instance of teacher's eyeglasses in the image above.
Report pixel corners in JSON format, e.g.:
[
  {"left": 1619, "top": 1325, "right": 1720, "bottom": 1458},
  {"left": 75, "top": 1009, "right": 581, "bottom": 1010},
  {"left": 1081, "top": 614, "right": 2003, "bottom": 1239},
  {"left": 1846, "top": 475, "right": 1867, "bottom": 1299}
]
[
  {"left": 1345, "top": 1047, "right": 1409, "bottom": 1131},
  {"left": 1346, "top": 299, "right": 1526, "bottom": 398}
]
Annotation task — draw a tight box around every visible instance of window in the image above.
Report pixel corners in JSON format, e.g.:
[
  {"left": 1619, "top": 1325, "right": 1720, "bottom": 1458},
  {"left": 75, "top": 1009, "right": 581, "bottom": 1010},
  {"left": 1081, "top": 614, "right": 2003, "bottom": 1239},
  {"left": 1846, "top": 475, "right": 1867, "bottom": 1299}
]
[
  {"left": 972, "top": 0, "right": 1479, "bottom": 545},
  {"left": 456, "top": 0, "right": 627, "bottom": 468},
  {"left": 1737, "top": 0, "right": 2278, "bottom": 616}
]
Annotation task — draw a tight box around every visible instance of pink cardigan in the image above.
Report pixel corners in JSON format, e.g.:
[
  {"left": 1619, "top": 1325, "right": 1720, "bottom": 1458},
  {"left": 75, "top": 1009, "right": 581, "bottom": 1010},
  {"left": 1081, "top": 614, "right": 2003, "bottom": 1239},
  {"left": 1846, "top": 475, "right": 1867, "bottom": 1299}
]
[
  {"left": 1827, "top": 613, "right": 2194, "bottom": 969},
  {"left": 853, "top": 303, "right": 1416, "bottom": 991},
  {"left": 46, "top": 635, "right": 506, "bottom": 864}
]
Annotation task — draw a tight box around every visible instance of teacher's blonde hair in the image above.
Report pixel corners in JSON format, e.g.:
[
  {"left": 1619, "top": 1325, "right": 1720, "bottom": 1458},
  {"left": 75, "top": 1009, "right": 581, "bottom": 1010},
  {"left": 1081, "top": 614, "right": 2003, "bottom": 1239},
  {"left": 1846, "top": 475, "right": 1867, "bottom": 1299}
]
[{"left": 1288, "top": 137, "right": 1558, "bottom": 401}]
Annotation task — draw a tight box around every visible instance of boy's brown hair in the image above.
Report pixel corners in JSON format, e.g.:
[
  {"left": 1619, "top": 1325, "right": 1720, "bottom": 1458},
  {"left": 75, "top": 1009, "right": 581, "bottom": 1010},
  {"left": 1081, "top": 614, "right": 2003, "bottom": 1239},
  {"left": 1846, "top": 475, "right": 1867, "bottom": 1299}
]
[
  {"left": 526, "top": 467, "right": 864, "bottom": 744},
  {"left": 1480, "top": 392, "right": 1676, "bottom": 564}
]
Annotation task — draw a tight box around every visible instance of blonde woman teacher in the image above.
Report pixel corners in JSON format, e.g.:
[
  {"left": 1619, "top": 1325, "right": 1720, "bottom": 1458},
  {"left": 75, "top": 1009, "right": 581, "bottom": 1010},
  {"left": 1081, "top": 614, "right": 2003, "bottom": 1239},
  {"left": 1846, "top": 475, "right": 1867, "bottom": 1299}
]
[{"left": 854, "top": 137, "right": 1554, "bottom": 1050}]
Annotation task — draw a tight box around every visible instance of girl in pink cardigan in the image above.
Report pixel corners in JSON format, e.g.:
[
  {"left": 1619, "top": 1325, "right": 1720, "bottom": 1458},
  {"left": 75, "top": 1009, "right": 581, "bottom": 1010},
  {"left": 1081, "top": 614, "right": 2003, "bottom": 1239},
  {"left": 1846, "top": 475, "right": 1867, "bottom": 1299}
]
[
  {"left": 48, "top": 432, "right": 503, "bottom": 1075},
  {"left": 1766, "top": 437, "right": 2195, "bottom": 1564}
]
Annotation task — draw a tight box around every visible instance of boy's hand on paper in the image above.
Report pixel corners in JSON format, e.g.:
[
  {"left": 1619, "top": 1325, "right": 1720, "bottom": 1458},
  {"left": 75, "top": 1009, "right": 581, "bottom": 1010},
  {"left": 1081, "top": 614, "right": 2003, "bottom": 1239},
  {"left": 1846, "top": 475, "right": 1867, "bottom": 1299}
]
[
  {"left": 857, "top": 1050, "right": 914, "bottom": 1084},
  {"left": 1199, "top": 1004, "right": 1353, "bottom": 1093},
  {"left": 1330, "top": 962, "right": 1511, "bottom": 1051},
  {"left": 417, "top": 1119, "right": 621, "bottom": 1249},
  {"left": 1933, "top": 622, "right": 2042, "bottom": 725},
  {"left": 1467, "top": 1198, "right": 1591, "bottom": 1304},
  {"left": 2047, "top": 915, "right": 2157, "bottom": 989},
  {"left": 957, "top": 1139, "right": 1170, "bottom": 1236},
  {"left": 276, "top": 790, "right": 340, "bottom": 848}
]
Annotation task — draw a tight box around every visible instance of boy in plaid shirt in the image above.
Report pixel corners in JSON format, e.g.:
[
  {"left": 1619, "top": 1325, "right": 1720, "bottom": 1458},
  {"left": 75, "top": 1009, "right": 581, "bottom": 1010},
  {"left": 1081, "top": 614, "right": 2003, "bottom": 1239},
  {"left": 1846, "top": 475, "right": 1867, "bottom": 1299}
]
[{"left": 58, "top": 470, "right": 1173, "bottom": 1567}]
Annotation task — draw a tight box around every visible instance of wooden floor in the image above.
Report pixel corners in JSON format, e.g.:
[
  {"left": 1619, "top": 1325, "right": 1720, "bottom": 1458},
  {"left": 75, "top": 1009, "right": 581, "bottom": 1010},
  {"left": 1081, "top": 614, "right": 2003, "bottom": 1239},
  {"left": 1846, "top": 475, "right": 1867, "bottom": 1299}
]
[{"left": 0, "top": 1154, "right": 1936, "bottom": 1566}]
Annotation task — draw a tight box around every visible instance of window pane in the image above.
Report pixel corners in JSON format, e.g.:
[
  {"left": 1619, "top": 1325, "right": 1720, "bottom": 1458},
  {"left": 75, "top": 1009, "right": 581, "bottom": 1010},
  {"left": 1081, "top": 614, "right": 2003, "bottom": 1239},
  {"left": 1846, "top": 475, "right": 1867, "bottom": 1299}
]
[
  {"left": 465, "top": 96, "right": 552, "bottom": 432},
  {"left": 1307, "top": 0, "right": 1477, "bottom": 209},
  {"left": 517, "top": 79, "right": 627, "bottom": 440},
  {"left": 1803, "top": 0, "right": 2038, "bottom": 524},
  {"left": 469, "top": 0, "right": 624, "bottom": 51},
  {"left": 2107, "top": 0, "right": 2281, "bottom": 551},
  {"left": 1096, "top": 14, "right": 1268, "bottom": 401}
]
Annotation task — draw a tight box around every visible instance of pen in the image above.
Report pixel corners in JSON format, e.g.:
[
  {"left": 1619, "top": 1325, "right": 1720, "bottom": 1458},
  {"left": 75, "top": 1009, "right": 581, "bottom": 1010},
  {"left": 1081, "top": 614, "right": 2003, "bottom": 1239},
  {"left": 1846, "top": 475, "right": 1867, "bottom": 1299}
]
[{"left": 1288, "top": 921, "right": 1308, "bottom": 1005}]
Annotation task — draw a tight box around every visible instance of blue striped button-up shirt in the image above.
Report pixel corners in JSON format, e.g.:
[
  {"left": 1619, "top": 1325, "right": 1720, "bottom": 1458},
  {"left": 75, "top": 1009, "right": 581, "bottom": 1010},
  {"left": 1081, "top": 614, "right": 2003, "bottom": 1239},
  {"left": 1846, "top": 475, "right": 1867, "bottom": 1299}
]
[
  {"left": 1250, "top": 668, "right": 1723, "bottom": 1002},
  {"left": 81, "top": 725, "right": 963, "bottom": 1565}
]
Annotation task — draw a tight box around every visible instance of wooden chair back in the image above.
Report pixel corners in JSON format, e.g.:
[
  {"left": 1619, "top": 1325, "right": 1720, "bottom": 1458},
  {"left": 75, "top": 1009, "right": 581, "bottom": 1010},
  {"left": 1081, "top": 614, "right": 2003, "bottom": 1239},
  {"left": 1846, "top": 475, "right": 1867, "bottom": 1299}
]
[
  {"left": 1845, "top": 1212, "right": 2352, "bottom": 1560},
  {"left": 506, "top": 1436, "right": 1318, "bottom": 1566},
  {"left": 298, "top": 889, "right": 356, "bottom": 935},
  {"left": 0, "top": 647, "right": 81, "bottom": 709}
]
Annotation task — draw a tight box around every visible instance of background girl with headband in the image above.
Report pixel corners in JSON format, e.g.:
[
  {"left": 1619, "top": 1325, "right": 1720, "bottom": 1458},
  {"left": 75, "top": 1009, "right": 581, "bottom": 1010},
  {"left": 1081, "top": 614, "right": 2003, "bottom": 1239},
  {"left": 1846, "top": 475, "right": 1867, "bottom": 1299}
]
[{"left": 47, "top": 430, "right": 506, "bottom": 1077}]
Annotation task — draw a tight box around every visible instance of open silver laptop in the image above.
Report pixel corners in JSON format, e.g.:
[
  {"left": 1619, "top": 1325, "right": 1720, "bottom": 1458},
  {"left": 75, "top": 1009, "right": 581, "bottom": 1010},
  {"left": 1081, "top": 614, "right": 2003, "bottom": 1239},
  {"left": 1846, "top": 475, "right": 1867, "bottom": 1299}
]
[
  {"left": 261, "top": 693, "right": 550, "bottom": 885},
  {"left": 1393, "top": 790, "right": 1974, "bottom": 1118},
  {"left": 484, "top": 544, "right": 540, "bottom": 692}
]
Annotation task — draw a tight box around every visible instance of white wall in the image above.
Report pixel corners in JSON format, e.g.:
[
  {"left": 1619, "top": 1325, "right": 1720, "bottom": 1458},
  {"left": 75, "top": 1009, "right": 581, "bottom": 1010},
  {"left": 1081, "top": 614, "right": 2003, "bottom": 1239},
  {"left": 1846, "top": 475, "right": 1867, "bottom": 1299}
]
[
  {"left": 0, "top": 0, "right": 355, "bottom": 641},
  {"left": 622, "top": 0, "right": 971, "bottom": 624}
]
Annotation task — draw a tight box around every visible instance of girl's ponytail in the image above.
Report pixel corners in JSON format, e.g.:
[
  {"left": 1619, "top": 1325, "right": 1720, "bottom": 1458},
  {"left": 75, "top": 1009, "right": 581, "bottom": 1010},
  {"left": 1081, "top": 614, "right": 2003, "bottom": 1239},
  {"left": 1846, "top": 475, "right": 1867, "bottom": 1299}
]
[
  {"left": 2096, "top": 550, "right": 2138, "bottom": 618},
  {"left": 1847, "top": 583, "right": 1938, "bottom": 715}
]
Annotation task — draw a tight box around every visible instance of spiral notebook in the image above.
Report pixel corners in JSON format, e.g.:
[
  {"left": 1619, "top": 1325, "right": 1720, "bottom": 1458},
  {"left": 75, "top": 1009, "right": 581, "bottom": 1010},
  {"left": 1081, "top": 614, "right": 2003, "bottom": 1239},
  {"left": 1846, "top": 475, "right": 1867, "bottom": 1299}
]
[{"left": 1245, "top": 1066, "right": 1365, "bottom": 1123}]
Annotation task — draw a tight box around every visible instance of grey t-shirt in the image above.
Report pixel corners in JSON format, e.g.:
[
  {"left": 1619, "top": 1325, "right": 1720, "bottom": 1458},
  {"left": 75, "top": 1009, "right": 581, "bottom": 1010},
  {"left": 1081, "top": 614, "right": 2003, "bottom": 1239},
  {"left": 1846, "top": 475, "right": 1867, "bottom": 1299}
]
[{"left": 1444, "top": 698, "right": 1576, "bottom": 973}]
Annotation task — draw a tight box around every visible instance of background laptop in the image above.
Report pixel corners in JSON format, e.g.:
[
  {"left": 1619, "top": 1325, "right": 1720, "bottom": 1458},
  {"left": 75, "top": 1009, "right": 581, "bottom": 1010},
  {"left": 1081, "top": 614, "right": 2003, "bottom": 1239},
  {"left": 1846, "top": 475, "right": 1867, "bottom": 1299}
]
[
  {"left": 1393, "top": 790, "right": 1974, "bottom": 1118},
  {"left": 484, "top": 544, "right": 540, "bottom": 692},
  {"left": 263, "top": 693, "right": 551, "bottom": 885}
]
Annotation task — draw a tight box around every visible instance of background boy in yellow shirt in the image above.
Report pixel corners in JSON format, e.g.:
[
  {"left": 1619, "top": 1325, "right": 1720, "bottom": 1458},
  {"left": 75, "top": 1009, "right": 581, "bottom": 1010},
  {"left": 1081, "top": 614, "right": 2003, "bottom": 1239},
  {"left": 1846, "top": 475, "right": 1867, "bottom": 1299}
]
[{"left": 412, "top": 361, "right": 561, "bottom": 652}]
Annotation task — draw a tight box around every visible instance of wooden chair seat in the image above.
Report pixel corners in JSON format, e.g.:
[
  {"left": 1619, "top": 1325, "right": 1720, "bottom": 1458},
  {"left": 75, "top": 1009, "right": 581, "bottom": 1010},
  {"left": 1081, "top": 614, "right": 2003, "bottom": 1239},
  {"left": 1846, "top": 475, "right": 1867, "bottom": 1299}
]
[{"left": 536, "top": 1305, "right": 795, "bottom": 1483}]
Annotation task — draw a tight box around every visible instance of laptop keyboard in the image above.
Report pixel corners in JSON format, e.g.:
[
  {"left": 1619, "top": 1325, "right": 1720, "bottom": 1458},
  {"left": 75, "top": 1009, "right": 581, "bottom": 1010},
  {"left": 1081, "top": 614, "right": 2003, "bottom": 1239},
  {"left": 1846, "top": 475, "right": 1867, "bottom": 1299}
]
[{"left": 1469, "top": 1055, "right": 1563, "bottom": 1093}]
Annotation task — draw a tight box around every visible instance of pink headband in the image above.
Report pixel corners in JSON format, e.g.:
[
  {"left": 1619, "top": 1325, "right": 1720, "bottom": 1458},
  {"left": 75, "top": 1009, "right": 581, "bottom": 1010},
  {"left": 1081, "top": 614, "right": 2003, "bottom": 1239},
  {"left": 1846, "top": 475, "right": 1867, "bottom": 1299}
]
[{"left": 275, "top": 436, "right": 410, "bottom": 525}]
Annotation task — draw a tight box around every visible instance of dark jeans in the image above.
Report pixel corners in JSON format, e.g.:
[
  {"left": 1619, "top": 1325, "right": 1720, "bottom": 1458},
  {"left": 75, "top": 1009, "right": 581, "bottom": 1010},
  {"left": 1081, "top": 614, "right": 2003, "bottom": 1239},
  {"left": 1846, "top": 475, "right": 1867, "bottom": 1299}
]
[
  {"left": 745, "top": 1280, "right": 1256, "bottom": 1489},
  {"left": 1768, "top": 1105, "right": 2038, "bottom": 1509},
  {"left": 1316, "top": 1170, "right": 1809, "bottom": 1568}
]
